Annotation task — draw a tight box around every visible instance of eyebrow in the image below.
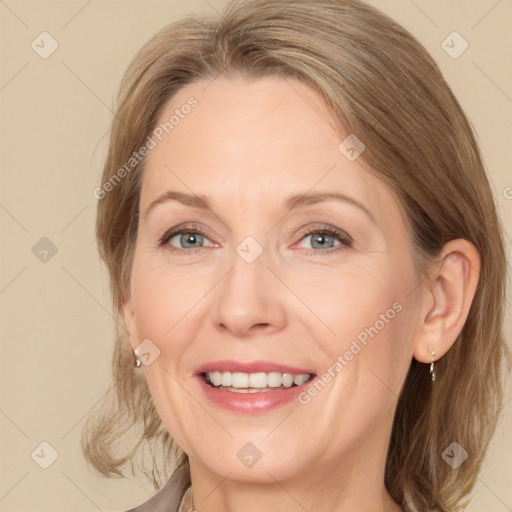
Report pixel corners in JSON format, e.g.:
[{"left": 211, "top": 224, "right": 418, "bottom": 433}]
[{"left": 143, "top": 190, "right": 375, "bottom": 223}]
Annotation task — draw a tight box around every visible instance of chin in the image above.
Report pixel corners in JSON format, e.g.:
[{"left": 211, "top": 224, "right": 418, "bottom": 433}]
[{"left": 194, "top": 445, "right": 310, "bottom": 484}]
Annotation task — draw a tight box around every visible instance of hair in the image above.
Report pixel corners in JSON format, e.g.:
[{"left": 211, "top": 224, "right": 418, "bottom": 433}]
[{"left": 81, "top": 0, "right": 511, "bottom": 510}]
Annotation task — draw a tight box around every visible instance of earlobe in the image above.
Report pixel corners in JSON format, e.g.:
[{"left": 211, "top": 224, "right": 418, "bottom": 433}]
[{"left": 413, "top": 239, "right": 481, "bottom": 364}]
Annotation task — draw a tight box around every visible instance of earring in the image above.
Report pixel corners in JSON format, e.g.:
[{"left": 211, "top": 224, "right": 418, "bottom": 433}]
[
  {"left": 430, "top": 350, "right": 436, "bottom": 381},
  {"left": 134, "top": 350, "right": 142, "bottom": 368}
]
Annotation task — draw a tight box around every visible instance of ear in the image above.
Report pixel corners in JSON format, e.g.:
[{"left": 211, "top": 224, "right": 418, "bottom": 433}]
[
  {"left": 413, "top": 239, "right": 481, "bottom": 364},
  {"left": 123, "top": 295, "right": 138, "bottom": 350}
]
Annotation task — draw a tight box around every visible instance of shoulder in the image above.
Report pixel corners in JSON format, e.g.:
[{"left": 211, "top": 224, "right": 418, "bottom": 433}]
[{"left": 122, "top": 463, "right": 191, "bottom": 512}]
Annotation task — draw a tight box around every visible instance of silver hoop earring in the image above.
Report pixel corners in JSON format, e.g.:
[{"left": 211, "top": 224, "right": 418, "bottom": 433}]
[
  {"left": 134, "top": 351, "right": 142, "bottom": 368},
  {"left": 430, "top": 350, "right": 436, "bottom": 381}
]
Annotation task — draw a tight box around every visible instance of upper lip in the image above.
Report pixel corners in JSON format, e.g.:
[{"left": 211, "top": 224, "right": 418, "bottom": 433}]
[{"left": 195, "top": 360, "right": 315, "bottom": 375}]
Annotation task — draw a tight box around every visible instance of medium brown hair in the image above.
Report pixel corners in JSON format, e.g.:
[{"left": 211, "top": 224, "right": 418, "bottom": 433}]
[{"left": 82, "top": 1, "right": 511, "bottom": 510}]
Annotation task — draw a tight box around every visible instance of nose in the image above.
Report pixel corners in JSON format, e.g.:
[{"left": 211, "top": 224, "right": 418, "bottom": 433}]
[{"left": 210, "top": 246, "right": 287, "bottom": 339}]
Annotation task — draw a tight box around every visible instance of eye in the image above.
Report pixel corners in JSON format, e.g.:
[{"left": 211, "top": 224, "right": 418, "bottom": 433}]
[
  {"left": 169, "top": 231, "right": 212, "bottom": 249},
  {"left": 158, "top": 223, "right": 352, "bottom": 255},
  {"left": 159, "top": 224, "right": 215, "bottom": 252},
  {"left": 295, "top": 225, "right": 352, "bottom": 254}
]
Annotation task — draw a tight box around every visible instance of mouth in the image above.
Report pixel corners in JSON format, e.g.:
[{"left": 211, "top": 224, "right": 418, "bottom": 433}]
[
  {"left": 200, "top": 370, "right": 313, "bottom": 393},
  {"left": 194, "top": 360, "right": 317, "bottom": 413}
]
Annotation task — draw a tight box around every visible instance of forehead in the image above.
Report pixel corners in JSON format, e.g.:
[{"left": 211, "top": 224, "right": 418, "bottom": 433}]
[{"left": 140, "top": 76, "right": 403, "bottom": 229}]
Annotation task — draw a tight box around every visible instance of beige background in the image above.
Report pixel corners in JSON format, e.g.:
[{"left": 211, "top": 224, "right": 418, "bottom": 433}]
[{"left": 0, "top": 0, "right": 511, "bottom": 511}]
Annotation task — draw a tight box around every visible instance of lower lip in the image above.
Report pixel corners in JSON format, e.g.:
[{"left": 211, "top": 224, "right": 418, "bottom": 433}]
[{"left": 196, "top": 375, "right": 315, "bottom": 414}]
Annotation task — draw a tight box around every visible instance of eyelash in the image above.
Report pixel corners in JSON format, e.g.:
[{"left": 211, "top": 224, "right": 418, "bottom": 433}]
[{"left": 158, "top": 223, "right": 353, "bottom": 256}]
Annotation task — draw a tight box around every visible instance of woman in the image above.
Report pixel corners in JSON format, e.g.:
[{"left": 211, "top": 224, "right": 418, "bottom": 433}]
[{"left": 82, "top": 0, "right": 511, "bottom": 511}]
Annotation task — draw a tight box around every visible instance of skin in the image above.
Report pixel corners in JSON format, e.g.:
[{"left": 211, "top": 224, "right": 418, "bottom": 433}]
[{"left": 123, "top": 76, "right": 481, "bottom": 512}]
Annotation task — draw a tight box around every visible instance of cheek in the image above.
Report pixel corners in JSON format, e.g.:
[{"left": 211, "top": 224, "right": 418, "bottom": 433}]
[
  {"left": 129, "top": 257, "right": 201, "bottom": 447},
  {"left": 310, "top": 263, "right": 415, "bottom": 384},
  {"left": 129, "top": 254, "right": 211, "bottom": 345}
]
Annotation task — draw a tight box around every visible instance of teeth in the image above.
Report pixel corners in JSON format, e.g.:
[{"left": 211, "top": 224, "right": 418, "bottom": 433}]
[
  {"left": 221, "top": 372, "right": 232, "bottom": 387},
  {"left": 282, "top": 373, "right": 294, "bottom": 387},
  {"left": 211, "top": 371, "right": 222, "bottom": 386},
  {"left": 249, "top": 372, "right": 267, "bottom": 388},
  {"left": 267, "top": 372, "right": 282, "bottom": 387},
  {"left": 293, "top": 374, "right": 308, "bottom": 386},
  {"left": 231, "top": 372, "right": 249, "bottom": 388},
  {"left": 206, "top": 371, "right": 311, "bottom": 389}
]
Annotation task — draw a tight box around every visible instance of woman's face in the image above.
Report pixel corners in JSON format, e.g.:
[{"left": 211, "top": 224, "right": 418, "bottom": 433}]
[{"left": 124, "top": 76, "right": 424, "bottom": 484}]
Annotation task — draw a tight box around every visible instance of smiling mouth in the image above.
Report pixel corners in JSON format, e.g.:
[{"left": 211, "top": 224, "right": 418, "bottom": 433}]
[{"left": 201, "top": 371, "right": 313, "bottom": 393}]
